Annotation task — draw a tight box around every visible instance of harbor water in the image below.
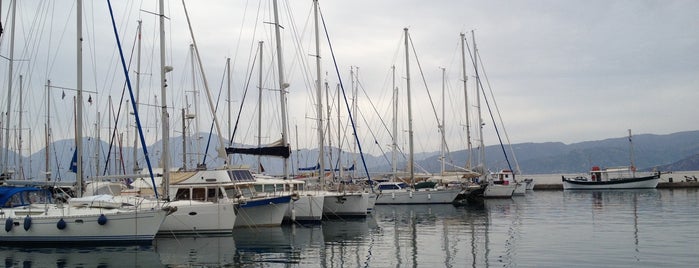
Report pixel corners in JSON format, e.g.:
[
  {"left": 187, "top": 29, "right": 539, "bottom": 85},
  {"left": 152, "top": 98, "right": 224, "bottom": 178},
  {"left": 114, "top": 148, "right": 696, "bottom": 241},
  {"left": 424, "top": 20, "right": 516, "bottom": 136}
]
[{"left": 2, "top": 188, "right": 698, "bottom": 267}]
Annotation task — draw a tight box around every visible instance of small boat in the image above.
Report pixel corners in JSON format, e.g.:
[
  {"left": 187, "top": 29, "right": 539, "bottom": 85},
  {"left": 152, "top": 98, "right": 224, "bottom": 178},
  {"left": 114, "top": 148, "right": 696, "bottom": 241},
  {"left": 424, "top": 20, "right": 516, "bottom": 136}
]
[
  {"left": 562, "top": 166, "right": 660, "bottom": 190},
  {"left": 561, "top": 130, "right": 660, "bottom": 190}
]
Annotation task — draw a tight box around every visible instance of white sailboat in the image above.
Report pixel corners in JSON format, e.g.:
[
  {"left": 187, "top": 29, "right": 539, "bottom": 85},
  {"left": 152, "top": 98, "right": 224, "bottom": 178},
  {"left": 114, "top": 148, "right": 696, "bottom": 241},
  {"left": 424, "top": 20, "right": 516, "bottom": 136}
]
[{"left": 375, "top": 28, "right": 460, "bottom": 205}]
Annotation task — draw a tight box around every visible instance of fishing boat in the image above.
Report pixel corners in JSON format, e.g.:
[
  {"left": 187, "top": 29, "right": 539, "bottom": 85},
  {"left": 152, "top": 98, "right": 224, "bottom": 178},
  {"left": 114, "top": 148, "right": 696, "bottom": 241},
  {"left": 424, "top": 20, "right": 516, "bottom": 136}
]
[
  {"left": 562, "top": 166, "right": 660, "bottom": 190},
  {"left": 561, "top": 130, "right": 660, "bottom": 190}
]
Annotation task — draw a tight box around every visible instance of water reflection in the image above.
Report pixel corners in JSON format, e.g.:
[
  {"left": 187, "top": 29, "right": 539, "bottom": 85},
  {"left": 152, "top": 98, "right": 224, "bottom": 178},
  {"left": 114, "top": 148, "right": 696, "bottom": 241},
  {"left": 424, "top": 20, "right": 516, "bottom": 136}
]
[
  {"left": 0, "top": 245, "right": 161, "bottom": 267},
  {"left": 155, "top": 234, "right": 236, "bottom": 266}
]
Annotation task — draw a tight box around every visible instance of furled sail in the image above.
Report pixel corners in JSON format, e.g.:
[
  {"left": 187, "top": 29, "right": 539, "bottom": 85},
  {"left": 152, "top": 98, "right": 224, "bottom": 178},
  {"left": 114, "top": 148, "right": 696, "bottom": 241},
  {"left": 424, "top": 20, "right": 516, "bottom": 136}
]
[{"left": 225, "top": 138, "right": 290, "bottom": 158}]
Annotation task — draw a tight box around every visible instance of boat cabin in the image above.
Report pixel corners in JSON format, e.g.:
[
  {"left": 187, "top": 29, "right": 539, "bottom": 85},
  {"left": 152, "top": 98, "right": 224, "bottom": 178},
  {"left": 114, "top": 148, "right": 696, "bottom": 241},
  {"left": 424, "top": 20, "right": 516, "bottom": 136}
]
[{"left": 0, "top": 187, "right": 52, "bottom": 208}]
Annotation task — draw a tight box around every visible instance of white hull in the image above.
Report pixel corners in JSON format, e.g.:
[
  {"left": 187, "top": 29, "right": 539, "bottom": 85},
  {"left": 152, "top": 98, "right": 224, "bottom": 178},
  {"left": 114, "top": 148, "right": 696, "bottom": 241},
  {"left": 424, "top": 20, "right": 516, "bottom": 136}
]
[
  {"left": 483, "top": 183, "right": 516, "bottom": 198},
  {"left": 235, "top": 196, "right": 290, "bottom": 228},
  {"left": 158, "top": 200, "right": 236, "bottom": 234},
  {"left": 1, "top": 206, "right": 168, "bottom": 244},
  {"left": 322, "top": 192, "right": 369, "bottom": 218},
  {"left": 562, "top": 177, "right": 659, "bottom": 190},
  {"left": 524, "top": 179, "right": 535, "bottom": 190},
  {"left": 513, "top": 183, "right": 526, "bottom": 195},
  {"left": 366, "top": 192, "right": 376, "bottom": 213},
  {"left": 375, "top": 188, "right": 460, "bottom": 204},
  {"left": 287, "top": 194, "right": 324, "bottom": 222}
]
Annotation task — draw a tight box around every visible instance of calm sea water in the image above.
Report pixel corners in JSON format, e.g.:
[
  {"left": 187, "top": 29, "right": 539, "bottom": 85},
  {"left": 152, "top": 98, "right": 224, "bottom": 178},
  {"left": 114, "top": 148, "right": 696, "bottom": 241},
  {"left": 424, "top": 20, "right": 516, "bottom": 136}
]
[{"left": 2, "top": 188, "right": 698, "bottom": 267}]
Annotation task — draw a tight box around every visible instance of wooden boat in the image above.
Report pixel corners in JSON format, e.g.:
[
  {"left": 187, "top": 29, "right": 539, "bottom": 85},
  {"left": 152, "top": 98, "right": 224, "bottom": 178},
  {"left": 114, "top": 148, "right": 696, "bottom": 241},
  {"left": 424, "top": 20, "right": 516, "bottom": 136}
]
[{"left": 562, "top": 166, "right": 660, "bottom": 190}]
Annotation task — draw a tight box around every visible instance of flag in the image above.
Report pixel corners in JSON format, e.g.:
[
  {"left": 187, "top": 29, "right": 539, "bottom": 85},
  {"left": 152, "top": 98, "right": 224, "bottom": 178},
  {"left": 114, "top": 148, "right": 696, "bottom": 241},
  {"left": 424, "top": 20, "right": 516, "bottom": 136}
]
[
  {"left": 259, "top": 163, "right": 265, "bottom": 173},
  {"left": 69, "top": 149, "right": 78, "bottom": 173},
  {"left": 88, "top": 95, "right": 93, "bottom": 105},
  {"left": 61, "top": 91, "right": 66, "bottom": 99}
]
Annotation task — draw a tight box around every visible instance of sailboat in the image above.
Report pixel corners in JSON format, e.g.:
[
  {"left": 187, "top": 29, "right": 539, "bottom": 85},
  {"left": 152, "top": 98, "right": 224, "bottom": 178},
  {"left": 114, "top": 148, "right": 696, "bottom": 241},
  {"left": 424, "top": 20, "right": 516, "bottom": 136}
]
[
  {"left": 465, "top": 31, "right": 516, "bottom": 199},
  {"left": 374, "top": 28, "right": 461, "bottom": 205},
  {"left": 561, "top": 130, "right": 660, "bottom": 190},
  {"left": 0, "top": 0, "right": 171, "bottom": 244},
  {"left": 82, "top": 0, "right": 241, "bottom": 234}
]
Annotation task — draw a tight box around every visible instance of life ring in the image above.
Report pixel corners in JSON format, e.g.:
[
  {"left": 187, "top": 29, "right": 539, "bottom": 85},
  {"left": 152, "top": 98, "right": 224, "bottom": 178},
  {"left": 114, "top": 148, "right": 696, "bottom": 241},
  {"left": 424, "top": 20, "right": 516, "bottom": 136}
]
[
  {"left": 5, "top": 218, "right": 13, "bottom": 232},
  {"left": 57, "top": 218, "right": 67, "bottom": 230},
  {"left": 23, "top": 216, "right": 31, "bottom": 231},
  {"left": 98, "top": 214, "right": 108, "bottom": 225}
]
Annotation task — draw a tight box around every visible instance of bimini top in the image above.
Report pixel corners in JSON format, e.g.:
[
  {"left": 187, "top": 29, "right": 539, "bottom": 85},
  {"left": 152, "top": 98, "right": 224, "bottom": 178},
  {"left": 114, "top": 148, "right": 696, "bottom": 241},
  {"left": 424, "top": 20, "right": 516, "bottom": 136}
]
[{"left": 0, "top": 186, "right": 52, "bottom": 208}]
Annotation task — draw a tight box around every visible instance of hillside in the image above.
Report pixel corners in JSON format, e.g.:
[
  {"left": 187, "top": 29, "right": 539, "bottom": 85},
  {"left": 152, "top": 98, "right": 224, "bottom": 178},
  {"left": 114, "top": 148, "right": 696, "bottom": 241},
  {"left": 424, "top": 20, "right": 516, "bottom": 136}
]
[{"left": 2, "top": 130, "right": 698, "bottom": 180}]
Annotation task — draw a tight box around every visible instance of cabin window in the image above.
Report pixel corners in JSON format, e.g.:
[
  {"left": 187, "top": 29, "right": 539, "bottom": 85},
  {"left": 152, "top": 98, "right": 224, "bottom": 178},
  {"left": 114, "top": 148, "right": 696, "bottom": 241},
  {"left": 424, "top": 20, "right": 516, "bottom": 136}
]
[
  {"left": 175, "top": 189, "right": 190, "bottom": 201},
  {"left": 206, "top": 187, "right": 220, "bottom": 202},
  {"left": 192, "top": 188, "right": 206, "bottom": 201}
]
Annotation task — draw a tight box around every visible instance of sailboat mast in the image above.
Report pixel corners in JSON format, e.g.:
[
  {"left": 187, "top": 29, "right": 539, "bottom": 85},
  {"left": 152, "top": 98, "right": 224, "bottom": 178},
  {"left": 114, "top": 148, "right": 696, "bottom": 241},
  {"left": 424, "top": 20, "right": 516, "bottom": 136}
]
[
  {"left": 404, "top": 28, "right": 414, "bottom": 183},
  {"left": 45, "top": 80, "right": 51, "bottom": 181},
  {"left": 472, "top": 30, "right": 486, "bottom": 174},
  {"left": 227, "top": 57, "right": 232, "bottom": 166},
  {"left": 133, "top": 20, "right": 142, "bottom": 173},
  {"left": 440, "top": 67, "right": 446, "bottom": 176},
  {"left": 18, "top": 75, "right": 23, "bottom": 179},
  {"left": 2, "top": 0, "right": 16, "bottom": 176},
  {"left": 460, "top": 33, "right": 472, "bottom": 169},
  {"left": 76, "top": 0, "right": 84, "bottom": 197},
  {"left": 337, "top": 83, "right": 342, "bottom": 179},
  {"left": 257, "top": 41, "right": 263, "bottom": 172},
  {"left": 391, "top": 65, "right": 398, "bottom": 179},
  {"left": 313, "top": 0, "right": 324, "bottom": 182},
  {"left": 272, "top": 0, "right": 290, "bottom": 179},
  {"left": 159, "top": 0, "right": 170, "bottom": 200},
  {"left": 628, "top": 129, "right": 636, "bottom": 176}
]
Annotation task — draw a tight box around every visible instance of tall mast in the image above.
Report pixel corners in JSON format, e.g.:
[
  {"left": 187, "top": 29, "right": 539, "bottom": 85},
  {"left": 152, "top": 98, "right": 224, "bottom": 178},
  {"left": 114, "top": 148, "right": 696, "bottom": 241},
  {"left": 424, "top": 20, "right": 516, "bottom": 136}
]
[
  {"left": 159, "top": 0, "right": 170, "bottom": 200},
  {"left": 45, "top": 80, "right": 52, "bottom": 181},
  {"left": 189, "top": 44, "right": 200, "bottom": 164},
  {"left": 96, "top": 110, "right": 101, "bottom": 176},
  {"left": 473, "top": 30, "right": 485, "bottom": 174},
  {"left": 257, "top": 41, "right": 263, "bottom": 173},
  {"left": 440, "top": 67, "right": 446, "bottom": 176},
  {"left": 133, "top": 20, "right": 142, "bottom": 173},
  {"left": 76, "top": 0, "right": 84, "bottom": 197},
  {"left": 460, "top": 33, "right": 472, "bottom": 169},
  {"left": 272, "top": 0, "right": 290, "bottom": 179},
  {"left": 325, "top": 81, "right": 332, "bottom": 178},
  {"left": 18, "top": 75, "right": 23, "bottom": 179},
  {"left": 313, "top": 0, "right": 324, "bottom": 181},
  {"left": 391, "top": 65, "right": 398, "bottom": 179},
  {"left": 628, "top": 129, "right": 636, "bottom": 176},
  {"left": 404, "top": 28, "right": 414, "bottom": 184},
  {"left": 2, "top": 0, "right": 16, "bottom": 176},
  {"left": 226, "top": 57, "right": 232, "bottom": 166},
  {"left": 337, "top": 83, "right": 342, "bottom": 179}
]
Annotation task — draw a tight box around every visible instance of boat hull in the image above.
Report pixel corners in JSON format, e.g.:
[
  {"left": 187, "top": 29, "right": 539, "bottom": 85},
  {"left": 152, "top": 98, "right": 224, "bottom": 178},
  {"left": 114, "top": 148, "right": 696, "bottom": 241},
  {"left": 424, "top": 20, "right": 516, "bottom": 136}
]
[
  {"left": 1, "top": 207, "right": 168, "bottom": 245},
  {"left": 375, "top": 188, "right": 460, "bottom": 204},
  {"left": 483, "top": 184, "right": 516, "bottom": 198},
  {"left": 322, "top": 192, "right": 369, "bottom": 218},
  {"left": 235, "top": 195, "right": 291, "bottom": 228},
  {"left": 286, "top": 194, "right": 324, "bottom": 223},
  {"left": 562, "top": 174, "right": 660, "bottom": 190},
  {"left": 159, "top": 200, "right": 237, "bottom": 234},
  {"left": 513, "top": 183, "right": 526, "bottom": 195}
]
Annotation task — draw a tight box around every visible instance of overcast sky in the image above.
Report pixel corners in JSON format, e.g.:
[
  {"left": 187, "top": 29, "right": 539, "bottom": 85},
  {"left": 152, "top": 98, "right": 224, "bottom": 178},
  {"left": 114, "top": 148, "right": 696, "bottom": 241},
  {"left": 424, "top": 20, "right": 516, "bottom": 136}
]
[{"left": 1, "top": 0, "right": 698, "bottom": 158}]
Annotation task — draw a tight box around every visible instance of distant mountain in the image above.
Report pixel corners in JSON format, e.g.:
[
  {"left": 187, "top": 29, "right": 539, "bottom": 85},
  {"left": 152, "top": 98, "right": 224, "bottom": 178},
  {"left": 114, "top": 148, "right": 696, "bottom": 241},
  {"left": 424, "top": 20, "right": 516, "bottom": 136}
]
[{"left": 2, "top": 130, "right": 698, "bottom": 180}]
